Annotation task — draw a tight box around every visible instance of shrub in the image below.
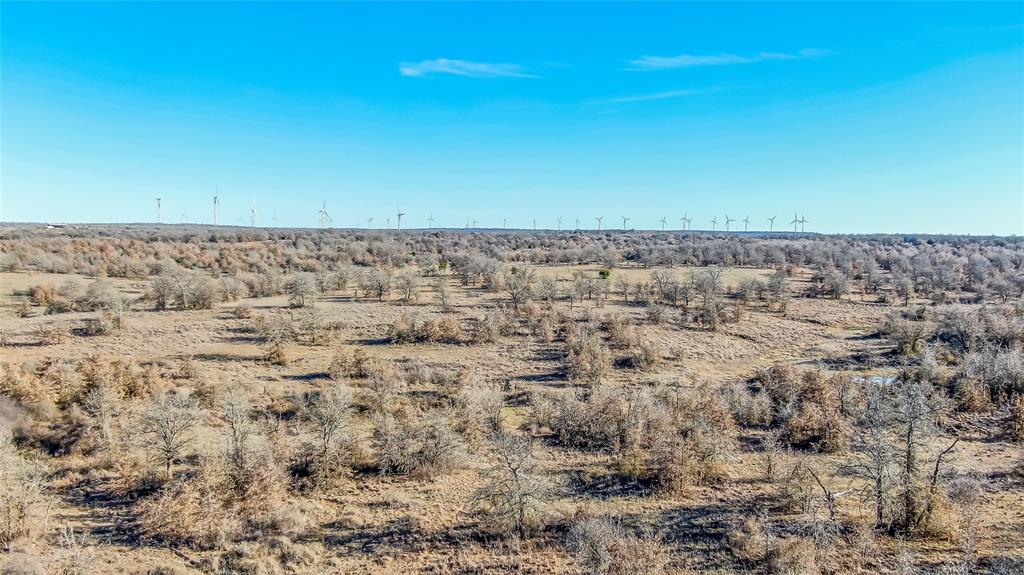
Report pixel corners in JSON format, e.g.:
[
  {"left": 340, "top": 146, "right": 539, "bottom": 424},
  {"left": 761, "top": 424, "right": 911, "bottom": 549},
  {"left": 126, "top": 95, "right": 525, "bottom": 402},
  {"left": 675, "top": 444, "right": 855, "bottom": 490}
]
[
  {"left": 548, "top": 388, "right": 625, "bottom": 450},
  {"left": 232, "top": 304, "right": 253, "bottom": 319},
  {"left": 263, "top": 341, "right": 289, "bottom": 366},
  {"left": 387, "top": 312, "right": 418, "bottom": 344},
  {"left": 652, "top": 392, "right": 737, "bottom": 491},
  {"left": 645, "top": 305, "right": 668, "bottom": 326},
  {"left": 1007, "top": 396, "right": 1024, "bottom": 443},
  {"left": 419, "top": 316, "right": 463, "bottom": 344},
  {"left": 958, "top": 346, "right": 1024, "bottom": 402},
  {"left": 135, "top": 461, "right": 243, "bottom": 549},
  {"left": 880, "top": 312, "right": 931, "bottom": 355},
  {"left": 300, "top": 384, "right": 357, "bottom": 489},
  {"left": 566, "top": 515, "right": 669, "bottom": 575},
  {"left": 620, "top": 340, "right": 661, "bottom": 372},
  {"left": 327, "top": 348, "right": 373, "bottom": 380},
  {"left": 565, "top": 329, "right": 612, "bottom": 386},
  {"left": 372, "top": 411, "right": 464, "bottom": 478},
  {"left": 471, "top": 434, "right": 551, "bottom": 540},
  {"left": 362, "top": 363, "right": 405, "bottom": 413},
  {"left": 0, "top": 432, "right": 47, "bottom": 547},
  {"left": 768, "top": 537, "right": 819, "bottom": 575},
  {"left": 456, "top": 381, "right": 504, "bottom": 448},
  {"left": 728, "top": 514, "right": 773, "bottom": 563}
]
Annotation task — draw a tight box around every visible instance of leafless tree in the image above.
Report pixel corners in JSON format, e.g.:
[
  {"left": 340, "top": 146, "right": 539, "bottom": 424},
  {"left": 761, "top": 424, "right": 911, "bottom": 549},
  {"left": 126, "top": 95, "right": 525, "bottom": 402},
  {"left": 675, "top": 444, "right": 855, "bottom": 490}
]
[
  {"left": 472, "top": 433, "right": 551, "bottom": 540},
  {"left": 504, "top": 267, "right": 536, "bottom": 309},
  {"left": 139, "top": 392, "right": 202, "bottom": 476}
]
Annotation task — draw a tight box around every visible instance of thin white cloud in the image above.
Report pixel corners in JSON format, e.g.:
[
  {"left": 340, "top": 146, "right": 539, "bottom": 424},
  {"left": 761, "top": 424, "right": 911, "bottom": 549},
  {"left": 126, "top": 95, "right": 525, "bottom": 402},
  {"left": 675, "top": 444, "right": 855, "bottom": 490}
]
[
  {"left": 585, "top": 87, "right": 721, "bottom": 105},
  {"left": 399, "top": 58, "right": 537, "bottom": 78},
  {"left": 628, "top": 48, "right": 828, "bottom": 70}
]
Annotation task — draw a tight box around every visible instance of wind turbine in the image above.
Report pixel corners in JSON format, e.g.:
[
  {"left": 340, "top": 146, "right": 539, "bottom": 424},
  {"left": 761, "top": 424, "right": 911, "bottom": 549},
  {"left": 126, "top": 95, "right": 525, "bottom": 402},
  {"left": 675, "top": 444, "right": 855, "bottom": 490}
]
[
  {"left": 181, "top": 209, "right": 188, "bottom": 223},
  {"left": 503, "top": 218, "right": 507, "bottom": 230},
  {"left": 367, "top": 217, "right": 374, "bottom": 229},
  {"left": 395, "top": 207, "right": 404, "bottom": 230},
  {"left": 682, "top": 212, "right": 692, "bottom": 231},
  {"left": 767, "top": 216, "right": 776, "bottom": 232},
  {"left": 799, "top": 214, "right": 809, "bottom": 233},
  {"left": 790, "top": 213, "right": 799, "bottom": 232},
  {"left": 156, "top": 197, "right": 162, "bottom": 224},
  {"left": 428, "top": 214, "right": 435, "bottom": 228},
  {"left": 533, "top": 218, "right": 537, "bottom": 231},
  {"left": 386, "top": 216, "right": 391, "bottom": 229},
  {"left": 556, "top": 216, "right": 562, "bottom": 231},
  {"left": 250, "top": 203, "right": 257, "bottom": 228},
  {"left": 575, "top": 217, "right": 581, "bottom": 231},
  {"left": 742, "top": 215, "right": 750, "bottom": 232},
  {"left": 472, "top": 217, "right": 478, "bottom": 228},
  {"left": 621, "top": 216, "right": 630, "bottom": 230},
  {"left": 711, "top": 216, "right": 718, "bottom": 232},
  {"left": 318, "top": 202, "right": 330, "bottom": 229},
  {"left": 659, "top": 216, "right": 667, "bottom": 231},
  {"left": 213, "top": 194, "right": 219, "bottom": 225},
  {"left": 724, "top": 214, "right": 735, "bottom": 232},
  {"left": 595, "top": 216, "right": 604, "bottom": 231}
]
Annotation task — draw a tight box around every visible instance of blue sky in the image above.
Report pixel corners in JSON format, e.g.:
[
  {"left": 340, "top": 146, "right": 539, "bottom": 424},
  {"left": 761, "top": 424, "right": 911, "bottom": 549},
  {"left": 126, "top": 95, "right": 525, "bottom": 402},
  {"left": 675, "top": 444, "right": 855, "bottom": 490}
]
[{"left": 2, "top": 2, "right": 1022, "bottom": 234}]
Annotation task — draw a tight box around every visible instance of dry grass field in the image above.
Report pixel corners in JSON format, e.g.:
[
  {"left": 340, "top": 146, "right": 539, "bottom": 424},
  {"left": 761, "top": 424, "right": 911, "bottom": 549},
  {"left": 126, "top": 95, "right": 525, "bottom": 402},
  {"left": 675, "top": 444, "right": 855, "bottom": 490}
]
[{"left": 0, "top": 225, "right": 1021, "bottom": 574}]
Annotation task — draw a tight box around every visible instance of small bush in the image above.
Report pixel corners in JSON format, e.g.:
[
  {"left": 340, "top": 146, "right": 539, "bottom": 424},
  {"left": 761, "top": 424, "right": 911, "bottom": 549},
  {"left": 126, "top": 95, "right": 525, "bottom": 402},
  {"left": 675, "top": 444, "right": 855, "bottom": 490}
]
[
  {"left": 0, "top": 432, "right": 47, "bottom": 547},
  {"left": 372, "top": 411, "right": 464, "bottom": 478},
  {"left": 566, "top": 514, "right": 669, "bottom": 575},
  {"left": 1008, "top": 396, "right": 1024, "bottom": 443},
  {"left": 565, "top": 329, "right": 612, "bottom": 386},
  {"left": 620, "top": 340, "right": 660, "bottom": 372},
  {"left": 456, "top": 381, "right": 504, "bottom": 448},
  {"left": 768, "top": 537, "right": 819, "bottom": 575},
  {"left": 472, "top": 434, "right": 551, "bottom": 540}
]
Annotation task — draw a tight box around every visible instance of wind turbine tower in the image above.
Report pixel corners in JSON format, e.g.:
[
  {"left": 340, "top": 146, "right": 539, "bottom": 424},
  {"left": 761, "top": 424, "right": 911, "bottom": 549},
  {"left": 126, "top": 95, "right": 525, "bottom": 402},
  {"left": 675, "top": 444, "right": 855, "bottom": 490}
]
[
  {"left": 250, "top": 203, "right": 257, "bottom": 228},
  {"left": 767, "top": 216, "right": 776, "bottom": 232},
  {"left": 156, "top": 197, "right": 162, "bottom": 224},
  {"left": 791, "top": 213, "right": 799, "bottom": 232},
  {"left": 724, "top": 214, "right": 735, "bottom": 232},
  {"left": 396, "top": 208, "right": 404, "bottom": 230},
  {"left": 659, "top": 216, "right": 667, "bottom": 231},
  {"left": 319, "top": 202, "right": 330, "bottom": 229},
  {"left": 742, "top": 215, "right": 750, "bottom": 232},
  {"left": 213, "top": 195, "right": 219, "bottom": 226},
  {"left": 621, "top": 216, "right": 630, "bottom": 230},
  {"left": 711, "top": 216, "right": 718, "bottom": 232},
  {"left": 595, "top": 216, "right": 604, "bottom": 231}
]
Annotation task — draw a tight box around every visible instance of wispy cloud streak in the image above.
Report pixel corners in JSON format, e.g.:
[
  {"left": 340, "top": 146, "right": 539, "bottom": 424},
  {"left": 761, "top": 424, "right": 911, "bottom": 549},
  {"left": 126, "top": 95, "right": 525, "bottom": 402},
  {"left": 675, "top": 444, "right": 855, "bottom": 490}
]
[
  {"left": 400, "top": 58, "right": 537, "bottom": 78},
  {"left": 585, "top": 87, "right": 722, "bottom": 104},
  {"left": 628, "top": 48, "right": 828, "bottom": 70}
]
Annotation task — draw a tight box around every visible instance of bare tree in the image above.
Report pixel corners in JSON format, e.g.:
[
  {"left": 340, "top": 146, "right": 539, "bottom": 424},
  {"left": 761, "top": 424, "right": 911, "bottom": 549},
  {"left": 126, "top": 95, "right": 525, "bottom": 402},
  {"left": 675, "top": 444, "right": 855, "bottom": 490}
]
[
  {"left": 285, "top": 273, "right": 318, "bottom": 308},
  {"left": 435, "top": 277, "right": 452, "bottom": 312},
  {"left": 221, "top": 390, "right": 253, "bottom": 488},
  {"left": 140, "top": 392, "right": 202, "bottom": 476},
  {"left": 362, "top": 268, "right": 393, "bottom": 301},
  {"left": 395, "top": 268, "right": 420, "bottom": 304},
  {"left": 472, "top": 433, "right": 550, "bottom": 540},
  {"left": 504, "top": 267, "right": 536, "bottom": 309}
]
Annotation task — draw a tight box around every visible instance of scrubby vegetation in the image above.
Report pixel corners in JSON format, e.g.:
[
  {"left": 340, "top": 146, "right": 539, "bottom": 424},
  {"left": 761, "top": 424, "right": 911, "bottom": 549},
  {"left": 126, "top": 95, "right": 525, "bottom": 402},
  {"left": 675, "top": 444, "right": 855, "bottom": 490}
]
[{"left": 0, "top": 224, "right": 1022, "bottom": 573}]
